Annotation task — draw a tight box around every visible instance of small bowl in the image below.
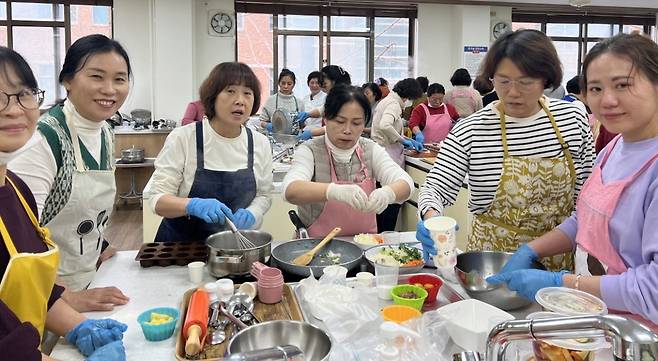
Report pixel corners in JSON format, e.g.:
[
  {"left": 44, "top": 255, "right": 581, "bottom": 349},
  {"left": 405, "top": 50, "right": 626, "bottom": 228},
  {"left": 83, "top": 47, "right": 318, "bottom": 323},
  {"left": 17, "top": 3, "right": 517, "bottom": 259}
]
[
  {"left": 408, "top": 274, "right": 443, "bottom": 305},
  {"left": 390, "top": 284, "right": 428, "bottom": 311},
  {"left": 364, "top": 243, "right": 425, "bottom": 274},
  {"left": 353, "top": 233, "right": 385, "bottom": 249},
  {"left": 137, "top": 307, "right": 179, "bottom": 341},
  {"left": 381, "top": 305, "right": 422, "bottom": 323},
  {"left": 455, "top": 251, "right": 546, "bottom": 310}
]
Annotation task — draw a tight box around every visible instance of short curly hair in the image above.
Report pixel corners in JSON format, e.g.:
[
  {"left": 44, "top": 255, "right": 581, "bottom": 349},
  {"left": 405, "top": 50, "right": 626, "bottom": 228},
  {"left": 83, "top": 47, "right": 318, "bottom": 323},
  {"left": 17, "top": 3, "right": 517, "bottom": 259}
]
[
  {"left": 199, "top": 62, "right": 261, "bottom": 120},
  {"left": 392, "top": 78, "right": 423, "bottom": 100}
]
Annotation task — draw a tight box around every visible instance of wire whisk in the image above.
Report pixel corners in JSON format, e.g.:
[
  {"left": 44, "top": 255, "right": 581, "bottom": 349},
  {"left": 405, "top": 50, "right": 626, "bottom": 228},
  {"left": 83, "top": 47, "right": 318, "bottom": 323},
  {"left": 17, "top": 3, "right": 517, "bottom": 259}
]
[{"left": 226, "top": 218, "right": 257, "bottom": 249}]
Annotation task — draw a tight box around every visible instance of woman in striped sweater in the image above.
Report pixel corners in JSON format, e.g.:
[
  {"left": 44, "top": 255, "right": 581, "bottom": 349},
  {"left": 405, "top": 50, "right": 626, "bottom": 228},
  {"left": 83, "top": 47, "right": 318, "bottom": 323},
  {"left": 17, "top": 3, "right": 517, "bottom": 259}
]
[{"left": 417, "top": 29, "right": 595, "bottom": 272}]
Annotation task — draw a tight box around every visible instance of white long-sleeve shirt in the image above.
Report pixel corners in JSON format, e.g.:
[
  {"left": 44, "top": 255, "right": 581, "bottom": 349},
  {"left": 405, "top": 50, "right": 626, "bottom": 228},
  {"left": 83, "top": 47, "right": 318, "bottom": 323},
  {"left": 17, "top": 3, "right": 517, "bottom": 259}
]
[
  {"left": 281, "top": 134, "right": 414, "bottom": 201},
  {"left": 143, "top": 118, "right": 273, "bottom": 228},
  {"left": 302, "top": 91, "right": 326, "bottom": 129},
  {"left": 9, "top": 100, "right": 105, "bottom": 216}
]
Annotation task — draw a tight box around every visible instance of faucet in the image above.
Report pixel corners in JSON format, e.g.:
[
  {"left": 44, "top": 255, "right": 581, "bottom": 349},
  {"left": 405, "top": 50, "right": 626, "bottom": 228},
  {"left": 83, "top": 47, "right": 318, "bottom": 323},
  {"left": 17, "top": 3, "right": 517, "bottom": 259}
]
[{"left": 485, "top": 314, "right": 658, "bottom": 361}]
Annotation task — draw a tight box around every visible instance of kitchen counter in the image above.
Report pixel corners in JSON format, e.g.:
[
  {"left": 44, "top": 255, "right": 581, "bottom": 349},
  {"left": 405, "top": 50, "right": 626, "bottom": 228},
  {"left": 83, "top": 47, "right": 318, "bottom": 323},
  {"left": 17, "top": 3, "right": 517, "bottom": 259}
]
[{"left": 114, "top": 126, "right": 174, "bottom": 135}]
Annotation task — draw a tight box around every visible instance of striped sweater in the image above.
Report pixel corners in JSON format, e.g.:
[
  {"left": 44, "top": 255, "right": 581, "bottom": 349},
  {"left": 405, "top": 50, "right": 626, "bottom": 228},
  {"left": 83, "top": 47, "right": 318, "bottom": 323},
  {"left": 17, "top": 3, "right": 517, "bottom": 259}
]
[{"left": 418, "top": 97, "right": 595, "bottom": 217}]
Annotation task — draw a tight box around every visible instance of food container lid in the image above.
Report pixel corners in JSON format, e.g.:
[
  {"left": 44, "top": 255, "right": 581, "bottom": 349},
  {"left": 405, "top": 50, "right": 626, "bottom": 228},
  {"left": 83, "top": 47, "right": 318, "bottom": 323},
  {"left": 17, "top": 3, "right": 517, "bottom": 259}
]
[
  {"left": 527, "top": 311, "right": 611, "bottom": 351},
  {"left": 535, "top": 287, "right": 608, "bottom": 316}
]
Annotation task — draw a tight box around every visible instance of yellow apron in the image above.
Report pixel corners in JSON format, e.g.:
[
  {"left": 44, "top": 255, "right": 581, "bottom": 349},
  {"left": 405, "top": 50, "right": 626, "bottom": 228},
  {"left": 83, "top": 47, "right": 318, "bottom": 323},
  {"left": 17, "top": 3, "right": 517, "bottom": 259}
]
[
  {"left": 0, "top": 176, "right": 60, "bottom": 338},
  {"left": 467, "top": 99, "right": 575, "bottom": 271}
]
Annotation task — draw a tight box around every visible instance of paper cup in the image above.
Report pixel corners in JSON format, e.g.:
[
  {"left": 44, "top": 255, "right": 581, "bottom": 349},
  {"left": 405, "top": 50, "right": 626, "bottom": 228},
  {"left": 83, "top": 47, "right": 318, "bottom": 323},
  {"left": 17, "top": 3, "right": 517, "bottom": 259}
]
[
  {"left": 187, "top": 261, "right": 205, "bottom": 285},
  {"left": 424, "top": 216, "right": 457, "bottom": 268}
]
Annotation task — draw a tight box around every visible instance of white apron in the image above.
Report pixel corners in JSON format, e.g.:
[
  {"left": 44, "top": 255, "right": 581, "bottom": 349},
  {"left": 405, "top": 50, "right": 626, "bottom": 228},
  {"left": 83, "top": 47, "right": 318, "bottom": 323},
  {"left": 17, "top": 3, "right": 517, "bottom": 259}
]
[{"left": 44, "top": 106, "right": 116, "bottom": 291}]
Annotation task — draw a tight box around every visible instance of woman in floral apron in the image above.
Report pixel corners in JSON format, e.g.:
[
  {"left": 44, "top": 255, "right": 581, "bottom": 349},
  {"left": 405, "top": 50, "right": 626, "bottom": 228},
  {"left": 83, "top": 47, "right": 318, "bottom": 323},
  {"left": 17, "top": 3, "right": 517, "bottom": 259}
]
[
  {"left": 417, "top": 30, "right": 595, "bottom": 272},
  {"left": 489, "top": 33, "right": 658, "bottom": 331},
  {"left": 0, "top": 46, "right": 126, "bottom": 361}
]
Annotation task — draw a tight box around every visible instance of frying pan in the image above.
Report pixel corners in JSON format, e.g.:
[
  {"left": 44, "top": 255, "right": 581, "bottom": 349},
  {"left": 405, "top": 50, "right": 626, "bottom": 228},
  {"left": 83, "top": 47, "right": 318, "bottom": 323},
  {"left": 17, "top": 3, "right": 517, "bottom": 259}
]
[{"left": 272, "top": 210, "right": 363, "bottom": 277}]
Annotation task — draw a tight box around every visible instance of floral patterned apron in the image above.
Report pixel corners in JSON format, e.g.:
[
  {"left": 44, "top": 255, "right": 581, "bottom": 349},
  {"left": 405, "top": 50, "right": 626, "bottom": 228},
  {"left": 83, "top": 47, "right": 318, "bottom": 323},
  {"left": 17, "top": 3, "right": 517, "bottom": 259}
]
[{"left": 467, "top": 99, "right": 576, "bottom": 271}]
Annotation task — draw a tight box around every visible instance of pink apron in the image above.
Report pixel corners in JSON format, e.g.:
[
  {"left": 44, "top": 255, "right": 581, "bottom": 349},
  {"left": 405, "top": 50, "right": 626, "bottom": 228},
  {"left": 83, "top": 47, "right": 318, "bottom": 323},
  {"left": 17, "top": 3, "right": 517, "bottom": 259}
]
[
  {"left": 307, "top": 145, "right": 378, "bottom": 237},
  {"left": 420, "top": 103, "right": 452, "bottom": 143},
  {"left": 575, "top": 135, "right": 658, "bottom": 331}
]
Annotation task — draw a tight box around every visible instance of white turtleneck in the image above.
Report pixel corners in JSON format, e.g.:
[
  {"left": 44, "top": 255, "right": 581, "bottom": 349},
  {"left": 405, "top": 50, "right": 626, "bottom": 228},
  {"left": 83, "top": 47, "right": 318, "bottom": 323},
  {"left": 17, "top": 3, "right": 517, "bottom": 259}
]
[
  {"left": 323, "top": 133, "right": 358, "bottom": 163},
  {"left": 8, "top": 100, "right": 107, "bottom": 216}
]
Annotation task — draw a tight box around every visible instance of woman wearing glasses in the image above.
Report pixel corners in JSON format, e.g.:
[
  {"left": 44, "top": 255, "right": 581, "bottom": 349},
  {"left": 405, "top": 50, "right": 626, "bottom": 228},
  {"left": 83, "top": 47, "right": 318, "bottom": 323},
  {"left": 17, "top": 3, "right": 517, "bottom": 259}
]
[
  {"left": 416, "top": 29, "right": 595, "bottom": 272},
  {"left": 9, "top": 35, "right": 131, "bottom": 312},
  {"left": 0, "top": 47, "right": 127, "bottom": 361}
]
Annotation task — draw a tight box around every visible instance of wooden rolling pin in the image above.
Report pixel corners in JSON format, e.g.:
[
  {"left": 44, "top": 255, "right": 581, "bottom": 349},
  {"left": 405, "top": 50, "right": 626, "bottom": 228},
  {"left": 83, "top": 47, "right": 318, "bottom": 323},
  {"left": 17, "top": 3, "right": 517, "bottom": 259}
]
[{"left": 183, "top": 289, "right": 209, "bottom": 356}]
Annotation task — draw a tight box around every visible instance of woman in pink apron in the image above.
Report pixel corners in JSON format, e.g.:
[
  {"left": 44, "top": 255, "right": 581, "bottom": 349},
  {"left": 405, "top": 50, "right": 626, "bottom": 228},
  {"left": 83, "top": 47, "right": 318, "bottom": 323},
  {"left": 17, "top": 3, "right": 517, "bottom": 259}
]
[
  {"left": 409, "top": 83, "right": 461, "bottom": 144},
  {"left": 283, "top": 85, "right": 414, "bottom": 238},
  {"left": 488, "top": 33, "right": 658, "bottom": 330}
]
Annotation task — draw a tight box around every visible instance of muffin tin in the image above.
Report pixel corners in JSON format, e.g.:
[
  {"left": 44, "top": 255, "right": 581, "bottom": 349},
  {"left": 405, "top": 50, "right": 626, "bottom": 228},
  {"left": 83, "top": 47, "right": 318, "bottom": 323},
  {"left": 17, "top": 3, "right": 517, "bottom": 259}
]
[{"left": 134, "top": 242, "right": 208, "bottom": 267}]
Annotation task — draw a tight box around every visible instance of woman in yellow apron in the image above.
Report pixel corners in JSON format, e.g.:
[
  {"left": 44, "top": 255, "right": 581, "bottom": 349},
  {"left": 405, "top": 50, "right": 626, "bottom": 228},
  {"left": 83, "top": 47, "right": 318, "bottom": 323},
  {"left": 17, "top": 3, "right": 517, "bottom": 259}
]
[
  {"left": 0, "top": 47, "right": 126, "bottom": 360},
  {"left": 417, "top": 29, "right": 595, "bottom": 272}
]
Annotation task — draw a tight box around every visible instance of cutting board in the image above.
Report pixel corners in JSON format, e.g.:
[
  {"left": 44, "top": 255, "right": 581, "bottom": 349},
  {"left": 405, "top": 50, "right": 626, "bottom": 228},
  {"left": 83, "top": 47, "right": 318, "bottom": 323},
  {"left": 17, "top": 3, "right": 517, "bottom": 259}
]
[
  {"left": 175, "top": 284, "right": 304, "bottom": 360},
  {"left": 404, "top": 149, "right": 437, "bottom": 158}
]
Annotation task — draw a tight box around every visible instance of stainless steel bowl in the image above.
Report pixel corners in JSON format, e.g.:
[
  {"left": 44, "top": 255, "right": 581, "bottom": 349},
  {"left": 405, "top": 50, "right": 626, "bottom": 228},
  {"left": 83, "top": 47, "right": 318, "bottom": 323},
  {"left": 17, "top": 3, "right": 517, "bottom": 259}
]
[
  {"left": 206, "top": 230, "right": 271, "bottom": 278},
  {"left": 455, "top": 251, "right": 546, "bottom": 310},
  {"left": 228, "top": 320, "right": 332, "bottom": 361}
]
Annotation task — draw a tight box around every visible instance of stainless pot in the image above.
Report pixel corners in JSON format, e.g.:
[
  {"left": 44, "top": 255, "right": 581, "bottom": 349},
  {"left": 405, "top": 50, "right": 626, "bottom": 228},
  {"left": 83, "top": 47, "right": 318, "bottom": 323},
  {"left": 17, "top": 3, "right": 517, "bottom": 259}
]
[
  {"left": 131, "top": 108, "right": 151, "bottom": 127},
  {"left": 206, "top": 230, "right": 272, "bottom": 278},
  {"left": 120, "top": 146, "right": 145, "bottom": 163}
]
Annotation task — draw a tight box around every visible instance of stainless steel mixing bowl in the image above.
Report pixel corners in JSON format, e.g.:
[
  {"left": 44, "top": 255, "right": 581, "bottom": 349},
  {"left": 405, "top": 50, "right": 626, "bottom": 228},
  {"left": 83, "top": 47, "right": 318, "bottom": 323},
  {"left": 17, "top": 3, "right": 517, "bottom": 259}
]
[
  {"left": 227, "top": 320, "right": 332, "bottom": 361},
  {"left": 455, "top": 251, "right": 546, "bottom": 310}
]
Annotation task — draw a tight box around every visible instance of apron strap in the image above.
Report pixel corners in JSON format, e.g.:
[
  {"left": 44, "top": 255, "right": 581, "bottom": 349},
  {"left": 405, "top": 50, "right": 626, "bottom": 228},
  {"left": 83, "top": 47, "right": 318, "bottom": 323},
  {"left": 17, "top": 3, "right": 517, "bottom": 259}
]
[
  {"left": 540, "top": 98, "right": 576, "bottom": 189},
  {"left": 246, "top": 127, "right": 254, "bottom": 170},
  {"left": 498, "top": 102, "right": 511, "bottom": 158},
  {"left": 1, "top": 176, "right": 55, "bottom": 253},
  {"left": 599, "top": 134, "right": 623, "bottom": 168},
  {"left": 195, "top": 120, "right": 205, "bottom": 169},
  {"left": 325, "top": 141, "right": 369, "bottom": 183},
  {"left": 354, "top": 145, "right": 370, "bottom": 182}
]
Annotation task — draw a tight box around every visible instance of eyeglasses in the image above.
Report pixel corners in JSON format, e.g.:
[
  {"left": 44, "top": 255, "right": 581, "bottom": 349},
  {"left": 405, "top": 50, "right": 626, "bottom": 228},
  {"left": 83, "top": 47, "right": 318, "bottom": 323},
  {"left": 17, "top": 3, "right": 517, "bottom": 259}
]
[
  {"left": 490, "top": 77, "right": 541, "bottom": 91},
  {"left": 0, "top": 88, "right": 45, "bottom": 112}
]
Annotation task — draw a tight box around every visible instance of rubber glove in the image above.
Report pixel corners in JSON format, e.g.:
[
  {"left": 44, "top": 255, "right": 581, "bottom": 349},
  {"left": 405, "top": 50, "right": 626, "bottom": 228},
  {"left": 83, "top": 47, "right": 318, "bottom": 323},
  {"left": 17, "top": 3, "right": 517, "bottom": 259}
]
[
  {"left": 295, "top": 111, "right": 310, "bottom": 126},
  {"left": 487, "top": 269, "right": 567, "bottom": 300},
  {"left": 86, "top": 340, "right": 126, "bottom": 361},
  {"left": 401, "top": 138, "right": 424, "bottom": 152},
  {"left": 326, "top": 183, "right": 369, "bottom": 212},
  {"left": 416, "top": 219, "right": 436, "bottom": 263},
  {"left": 365, "top": 186, "right": 396, "bottom": 214},
  {"left": 265, "top": 123, "right": 273, "bottom": 132},
  {"left": 65, "top": 319, "right": 127, "bottom": 357},
  {"left": 498, "top": 244, "right": 540, "bottom": 274},
  {"left": 186, "top": 198, "right": 233, "bottom": 225},
  {"left": 233, "top": 208, "right": 255, "bottom": 229},
  {"left": 297, "top": 129, "right": 312, "bottom": 141},
  {"left": 414, "top": 132, "right": 425, "bottom": 145}
]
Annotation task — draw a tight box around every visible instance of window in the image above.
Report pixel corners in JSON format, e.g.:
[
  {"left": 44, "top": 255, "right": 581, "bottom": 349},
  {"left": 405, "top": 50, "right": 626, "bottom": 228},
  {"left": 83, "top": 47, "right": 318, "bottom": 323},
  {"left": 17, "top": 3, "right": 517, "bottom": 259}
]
[
  {"left": 546, "top": 23, "right": 579, "bottom": 37},
  {"left": 0, "top": 1, "right": 114, "bottom": 107},
  {"left": 92, "top": 6, "right": 110, "bottom": 25},
  {"left": 238, "top": 11, "right": 412, "bottom": 111},
  {"left": 587, "top": 24, "right": 613, "bottom": 38},
  {"left": 512, "top": 22, "right": 541, "bottom": 31}
]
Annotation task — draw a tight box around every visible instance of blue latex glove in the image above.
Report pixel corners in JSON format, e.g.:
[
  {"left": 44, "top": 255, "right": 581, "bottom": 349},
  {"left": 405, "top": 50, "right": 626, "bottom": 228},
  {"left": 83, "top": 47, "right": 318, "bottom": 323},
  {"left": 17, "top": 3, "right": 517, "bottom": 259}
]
[
  {"left": 265, "top": 123, "right": 273, "bottom": 132},
  {"left": 401, "top": 138, "right": 424, "bottom": 152},
  {"left": 487, "top": 269, "right": 567, "bottom": 300},
  {"left": 295, "top": 111, "right": 310, "bottom": 126},
  {"left": 233, "top": 208, "right": 255, "bottom": 230},
  {"left": 416, "top": 219, "right": 436, "bottom": 263},
  {"left": 86, "top": 340, "right": 126, "bottom": 361},
  {"left": 414, "top": 132, "right": 425, "bottom": 145},
  {"left": 297, "top": 129, "right": 312, "bottom": 141},
  {"left": 65, "top": 319, "right": 127, "bottom": 357},
  {"left": 498, "top": 244, "right": 540, "bottom": 274},
  {"left": 186, "top": 198, "right": 233, "bottom": 225}
]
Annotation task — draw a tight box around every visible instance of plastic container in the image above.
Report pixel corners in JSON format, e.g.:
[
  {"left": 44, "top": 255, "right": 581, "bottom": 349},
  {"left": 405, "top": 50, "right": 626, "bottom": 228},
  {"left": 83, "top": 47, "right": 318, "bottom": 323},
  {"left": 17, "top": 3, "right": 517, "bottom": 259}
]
[
  {"left": 407, "top": 274, "right": 443, "bottom": 305},
  {"left": 535, "top": 287, "right": 608, "bottom": 316},
  {"left": 435, "top": 299, "right": 514, "bottom": 354},
  {"left": 381, "top": 305, "right": 422, "bottom": 323},
  {"left": 390, "top": 284, "right": 428, "bottom": 311},
  {"left": 528, "top": 311, "right": 610, "bottom": 361},
  {"left": 137, "top": 307, "right": 179, "bottom": 341}
]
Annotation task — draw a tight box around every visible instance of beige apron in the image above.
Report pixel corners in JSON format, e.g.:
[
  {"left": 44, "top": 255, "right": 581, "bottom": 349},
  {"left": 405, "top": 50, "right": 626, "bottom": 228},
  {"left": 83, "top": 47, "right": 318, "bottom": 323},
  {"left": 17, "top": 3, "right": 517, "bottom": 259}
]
[{"left": 467, "top": 99, "right": 576, "bottom": 271}]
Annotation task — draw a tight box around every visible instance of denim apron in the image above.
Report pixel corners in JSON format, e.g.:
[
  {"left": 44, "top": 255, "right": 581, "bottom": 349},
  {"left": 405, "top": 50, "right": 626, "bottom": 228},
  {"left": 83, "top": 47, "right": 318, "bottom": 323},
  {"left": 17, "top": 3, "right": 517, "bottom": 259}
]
[{"left": 155, "top": 121, "right": 257, "bottom": 242}]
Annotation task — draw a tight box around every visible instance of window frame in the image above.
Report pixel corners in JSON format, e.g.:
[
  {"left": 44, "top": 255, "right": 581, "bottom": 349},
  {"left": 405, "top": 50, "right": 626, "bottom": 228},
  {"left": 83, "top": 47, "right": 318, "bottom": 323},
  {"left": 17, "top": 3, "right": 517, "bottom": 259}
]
[{"left": 0, "top": 1, "right": 113, "bottom": 103}]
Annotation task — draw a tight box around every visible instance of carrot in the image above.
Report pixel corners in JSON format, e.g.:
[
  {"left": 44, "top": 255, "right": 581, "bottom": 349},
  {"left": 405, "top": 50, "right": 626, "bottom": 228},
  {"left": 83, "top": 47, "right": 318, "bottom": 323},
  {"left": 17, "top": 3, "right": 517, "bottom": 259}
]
[{"left": 403, "top": 259, "right": 424, "bottom": 267}]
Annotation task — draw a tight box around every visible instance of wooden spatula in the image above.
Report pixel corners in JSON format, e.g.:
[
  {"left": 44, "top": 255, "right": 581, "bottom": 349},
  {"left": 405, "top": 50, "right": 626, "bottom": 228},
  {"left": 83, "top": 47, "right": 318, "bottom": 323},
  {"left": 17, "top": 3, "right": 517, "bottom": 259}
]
[{"left": 291, "top": 227, "right": 342, "bottom": 266}]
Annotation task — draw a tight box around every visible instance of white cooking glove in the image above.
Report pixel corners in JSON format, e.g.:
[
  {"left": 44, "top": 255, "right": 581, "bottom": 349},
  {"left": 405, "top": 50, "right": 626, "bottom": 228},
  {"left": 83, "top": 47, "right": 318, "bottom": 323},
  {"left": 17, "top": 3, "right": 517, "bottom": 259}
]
[
  {"left": 365, "top": 186, "right": 396, "bottom": 214},
  {"left": 326, "top": 183, "right": 369, "bottom": 212}
]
